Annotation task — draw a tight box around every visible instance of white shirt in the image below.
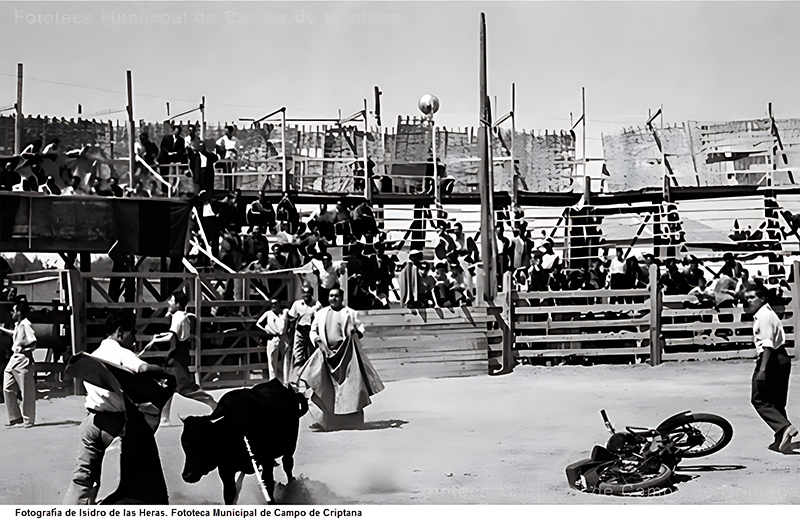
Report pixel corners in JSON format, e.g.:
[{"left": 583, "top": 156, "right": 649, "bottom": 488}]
[
  {"left": 84, "top": 338, "right": 146, "bottom": 413},
  {"left": 288, "top": 300, "right": 321, "bottom": 327},
  {"left": 324, "top": 308, "right": 349, "bottom": 345},
  {"left": 609, "top": 257, "right": 626, "bottom": 275},
  {"left": 753, "top": 303, "right": 785, "bottom": 354},
  {"left": 169, "top": 310, "right": 193, "bottom": 342},
  {"left": 215, "top": 135, "right": 240, "bottom": 160},
  {"left": 11, "top": 318, "right": 36, "bottom": 354},
  {"left": 257, "top": 309, "right": 286, "bottom": 337}
]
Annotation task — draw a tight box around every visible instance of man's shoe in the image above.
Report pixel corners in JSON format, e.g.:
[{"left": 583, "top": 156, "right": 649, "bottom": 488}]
[
  {"left": 777, "top": 425, "right": 798, "bottom": 453},
  {"left": 5, "top": 418, "right": 23, "bottom": 427}
]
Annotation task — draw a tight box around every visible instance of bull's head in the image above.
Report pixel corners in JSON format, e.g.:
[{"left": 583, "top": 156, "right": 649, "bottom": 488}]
[{"left": 180, "top": 415, "right": 222, "bottom": 484}]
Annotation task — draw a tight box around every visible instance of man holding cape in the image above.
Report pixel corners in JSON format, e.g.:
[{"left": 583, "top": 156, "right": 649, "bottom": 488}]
[{"left": 295, "top": 288, "right": 383, "bottom": 429}]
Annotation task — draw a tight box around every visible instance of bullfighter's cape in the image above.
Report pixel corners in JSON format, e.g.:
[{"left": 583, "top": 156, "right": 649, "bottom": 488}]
[
  {"left": 296, "top": 320, "right": 384, "bottom": 415},
  {"left": 65, "top": 352, "right": 176, "bottom": 505}
]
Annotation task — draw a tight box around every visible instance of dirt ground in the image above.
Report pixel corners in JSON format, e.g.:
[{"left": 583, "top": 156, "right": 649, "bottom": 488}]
[{"left": 1, "top": 359, "right": 799, "bottom": 505}]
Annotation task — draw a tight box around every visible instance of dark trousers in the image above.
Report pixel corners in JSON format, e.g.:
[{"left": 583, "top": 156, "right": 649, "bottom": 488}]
[
  {"left": 751, "top": 347, "right": 792, "bottom": 434},
  {"left": 609, "top": 273, "right": 627, "bottom": 304}
]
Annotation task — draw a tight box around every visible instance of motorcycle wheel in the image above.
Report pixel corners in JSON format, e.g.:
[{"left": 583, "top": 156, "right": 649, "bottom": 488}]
[
  {"left": 593, "top": 462, "right": 673, "bottom": 495},
  {"left": 660, "top": 413, "right": 733, "bottom": 458}
]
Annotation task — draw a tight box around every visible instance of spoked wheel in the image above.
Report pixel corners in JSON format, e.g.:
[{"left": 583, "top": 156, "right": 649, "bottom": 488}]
[
  {"left": 660, "top": 413, "right": 733, "bottom": 458},
  {"left": 594, "top": 460, "right": 673, "bottom": 495}
]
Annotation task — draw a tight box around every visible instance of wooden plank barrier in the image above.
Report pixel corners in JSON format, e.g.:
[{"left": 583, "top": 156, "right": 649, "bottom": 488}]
[
  {"left": 510, "top": 262, "right": 800, "bottom": 364},
  {"left": 358, "top": 306, "right": 493, "bottom": 382},
  {"left": 512, "top": 285, "right": 653, "bottom": 362}
]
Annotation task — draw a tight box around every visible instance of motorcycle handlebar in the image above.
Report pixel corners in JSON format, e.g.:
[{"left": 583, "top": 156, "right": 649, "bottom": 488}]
[{"left": 600, "top": 409, "right": 616, "bottom": 434}]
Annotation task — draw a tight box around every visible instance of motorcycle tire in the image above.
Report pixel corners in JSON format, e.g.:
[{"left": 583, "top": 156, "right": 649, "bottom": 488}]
[
  {"left": 592, "top": 462, "right": 673, "bottom": 495},
  {"left": 659, "top": 413, "right": 733, "bottom": 458}
]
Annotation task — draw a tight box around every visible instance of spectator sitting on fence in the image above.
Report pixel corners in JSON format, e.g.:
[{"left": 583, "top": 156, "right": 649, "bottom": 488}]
[
  {"left": 660, "top": 258, "right": 692, "bottom": 295},
  {"left": 245, "top": 195, "right": 277, "bottom": 233},
  {"left": 450, "top": 261, "right": 474, "bottom": 305},
  {"left": 433, "top": 262, "right": 456, "bottom": 307},
  {"left": 683, "top": 255, "right": 706, "bottom": 290},
  {"left": 719, "top": 252, "right": 744, "bottom": 280}
]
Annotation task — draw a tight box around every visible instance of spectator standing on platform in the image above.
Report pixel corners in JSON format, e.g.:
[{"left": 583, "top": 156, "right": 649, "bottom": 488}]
[{"left": 215, "top": 125, "right": 241, "bottom": 190}]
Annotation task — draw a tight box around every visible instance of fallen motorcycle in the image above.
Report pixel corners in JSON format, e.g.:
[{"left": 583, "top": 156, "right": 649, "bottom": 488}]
[{"left": 566, "top": 410, "right": 733, "bottom": 495}]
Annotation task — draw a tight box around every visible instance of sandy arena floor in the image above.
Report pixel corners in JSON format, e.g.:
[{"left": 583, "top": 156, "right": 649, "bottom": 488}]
[{"left": 1, "top": 359, "right": 799, "bottom": 505}]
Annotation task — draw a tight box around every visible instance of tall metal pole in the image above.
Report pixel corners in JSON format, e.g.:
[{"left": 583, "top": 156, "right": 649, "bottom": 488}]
[
  {"left": 15, "top": 63, "right": 23, "bottom": 155},
  {"left": 126, "top": 70, "right": 135, "bottom": 188},
  {"left": 479, "top": 13, "right": 497, "bottom": 302}
]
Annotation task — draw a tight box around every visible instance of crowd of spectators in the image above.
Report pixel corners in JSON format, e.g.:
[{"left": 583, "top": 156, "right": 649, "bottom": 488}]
[{"left": 0, "top": 124, "right": 243, "bottom": 199}]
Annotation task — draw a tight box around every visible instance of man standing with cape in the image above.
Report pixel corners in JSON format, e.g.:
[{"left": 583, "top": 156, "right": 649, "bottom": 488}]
[
  {"left": 295, "top": 288, "right": 383, "bottom": 430},
  {"left": 63, "top": 312, "right": 176, "bottom": 504}
]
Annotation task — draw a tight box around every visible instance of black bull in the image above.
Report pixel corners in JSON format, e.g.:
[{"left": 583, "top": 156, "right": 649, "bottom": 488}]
[{"left": 180, "top": 379, "right": 308, "bottom": 504}]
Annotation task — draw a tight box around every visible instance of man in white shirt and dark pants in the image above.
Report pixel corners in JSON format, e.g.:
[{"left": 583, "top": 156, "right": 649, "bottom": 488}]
[
  {"left": 745, "top": 287, "right": 798, "bottom": 454},
  {"left": 64, "top": 312, "right": 173, "bottom": 504},
  {"left": 1, "top": 297, "right": 37, "bottom": 428}
]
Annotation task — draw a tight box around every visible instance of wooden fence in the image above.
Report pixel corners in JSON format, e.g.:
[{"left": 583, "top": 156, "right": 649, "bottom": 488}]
[
  {"left": 359, "top": 306, "right": 495, "bottom": 382},
  {"left": 507, "top": 263, "right": 799, "bottom": 365}
]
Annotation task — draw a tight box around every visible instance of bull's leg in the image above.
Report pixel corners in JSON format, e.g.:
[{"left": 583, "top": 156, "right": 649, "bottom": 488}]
[
  {"left": 283, "top": 454, "right": 295, "bottom": 483},
  {"left": 219, "top": 468, "right": 238, "bottom": 505},
  {"left": 234, "top": 472, "right": 247, "bottom": 504}
]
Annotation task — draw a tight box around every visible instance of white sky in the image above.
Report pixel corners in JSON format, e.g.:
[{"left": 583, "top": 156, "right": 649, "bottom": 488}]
[{"left": 3, "top": 0, "right": 800, "bottom": 165}]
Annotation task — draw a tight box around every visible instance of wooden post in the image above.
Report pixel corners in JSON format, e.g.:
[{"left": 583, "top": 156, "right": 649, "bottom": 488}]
[
  {"left": 126, "top": 71, "right": 135, "bottom": 188},
  {"left": 108, "top": 121, "right": 114, "bottom": 162},
  {"left": 502, "top": 270, "right": 515, "bottom": 373},
  {"left": 479, "top": 13, "right": 497, "bottom": 302},
  {"left": 80, "top": 254, "right": 92, "bottom": 304},
  {"left": 432, "top": 122, "right": 440, "bottom": 209},
  {"left": 649, "top": 263, "right": 662, "bottom": 366},
  {"left": 15, "top": 63, "right": 23, "bottom": 155},
  {"left": 281, "top": 108, "right": 287, "bottom": 192},
  {"left": 194, "top": 273, "right": 203, "bottom": 386},
  {"left": 363, "top": 100, "right": 371, "bottom": 202},
  {"left": 200, "top": 96, "right": 206, "bottom": 141},
  {"left": 510, "top": 83, "right": 517, "bottom": 213},
  {"left": 582, "top": 87, "right": 586, "bottom": 189}
]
